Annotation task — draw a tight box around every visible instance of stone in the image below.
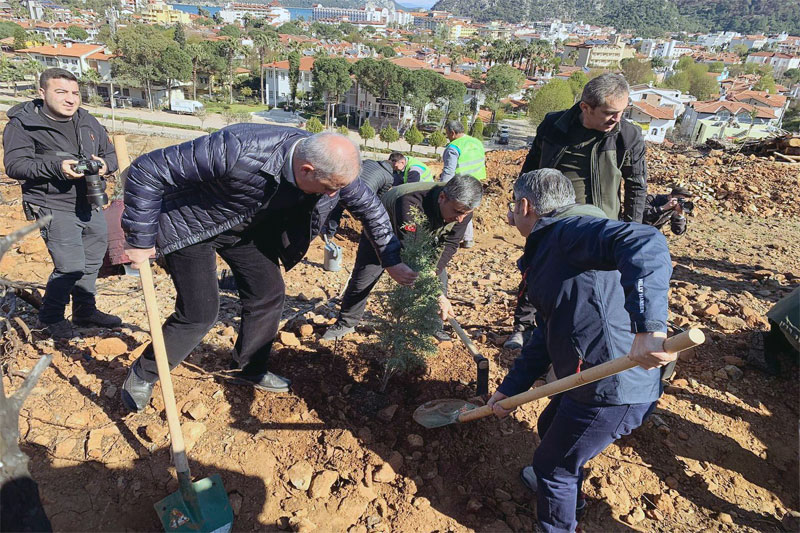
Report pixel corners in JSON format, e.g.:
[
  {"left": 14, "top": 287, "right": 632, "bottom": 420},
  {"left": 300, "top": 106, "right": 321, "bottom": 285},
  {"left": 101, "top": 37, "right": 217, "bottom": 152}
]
[
  {"left": 466, "top": 497, "right": 482, "bottom": 512},
  {"left": 144, "top": 422, "right": 169, "bottom": 443},
  {"left": 724, "top": 365, "right": 744, "bottom": 381},
  {"left": 665, "top": 476, "right": 679, "bottom": 490},
  {"left": 279, "top": 332, "right": 301, "bottom": 347},
  {"left": 717, "top": 512, "right": 733, "bottom": 524},
  {"left": 183, "top": 401, "right": 209, "bottom": 421},
  {"left": 221, "top": 325, "right": 236, "bottom": 337},
  {"left": 714, "top": 315, "right": 746, "bottom": 331},
  {"left": 290, "top": 517, "right": 316, "bottom": 533},
  {"left": 388, "top": 451, "right": 403, "bottom": 472},
  {"left": 229, "top": 492, "right": 243, "bottom": 515},
  {"left": 183, "top": 422, "right": 206, "bottom": 452},
  {"left": 653, "top": 493, "right": 675, "bottom": 515},
  {"left": 377, "top": 404, "right": 398, "bottom": 422},
  {"left": 625, "top": 508, "right": 645, "bottom": 525},
  {"left": 86, "top": 429, "right": 104, "bottom": 459},
  {"left": 782, "top": 511, "right": 800, "bottom": 532},
  {"left": 308, "top": 470, "right": 338, "bottom": 499},
  {"left": 288, "top": 461, "right": 313, "bottom": 490},
  {"left": 299, "top": 324, "right": 314, "bottom": 338},
  {"left": 723, "top": 356, "right": 745, "bottom": 366},
  {"left": 373, "top": 463, "right": 396, "bottom": 483},
  {"left": 93, "top": 337, "right": 128, "bottom": 359},
  {"left": 494, "top": 488, "right": 512, "bottom": 501},
  {"left": 357, "top": 427, "right": 372, "bottom": 444},
  {"left": 702, "top": 303, "right": 720, "bottom": 317},
  {"left": 480, "top": 519, "right": 513, "bottom": 533},
  {"left": 407, "top": 434, "right": 424, "bottom": 448},
  {"left": 419, "top": 461, "right": 438, "bottom": 480},
  {"left": 715, "top": 368, "right": 730, "bottom": 380}
]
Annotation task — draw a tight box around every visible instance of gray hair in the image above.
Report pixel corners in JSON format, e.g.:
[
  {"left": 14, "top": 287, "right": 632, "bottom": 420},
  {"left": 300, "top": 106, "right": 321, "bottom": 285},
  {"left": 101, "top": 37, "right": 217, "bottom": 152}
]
[
  {"left": 444, "top": 120, "right": 464, "bottom": 134},
  {"left": 514, "top": 169, "right": 575, "bottom": 216},
  {"left": 442, "top": 174, "right": 483, "bottom": 209},
  {"left": 580, "top": 73, "right": 630, "bottom": 108},
  {"left": 295, "top": 132, "right": 362, "bottom": 182}
]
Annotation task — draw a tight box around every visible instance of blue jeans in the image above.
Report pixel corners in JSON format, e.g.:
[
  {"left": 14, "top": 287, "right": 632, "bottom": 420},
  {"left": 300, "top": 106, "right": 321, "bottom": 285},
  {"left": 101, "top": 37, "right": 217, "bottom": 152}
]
[{"left": 533, "top": 394, "right": 656, "bottom": 533}]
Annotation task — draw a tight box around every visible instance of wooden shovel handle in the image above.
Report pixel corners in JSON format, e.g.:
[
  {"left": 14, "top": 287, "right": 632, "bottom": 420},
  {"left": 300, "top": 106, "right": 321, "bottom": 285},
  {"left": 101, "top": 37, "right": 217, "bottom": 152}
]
[
  {"left": 139, "top": 260, "right": 191, "bottom": 476},
  {"left": 448, "top": 317, "right": 488, "bottom": 367},
  {"left": 458, "top": 328, "right": 705, "bottom": 423}
]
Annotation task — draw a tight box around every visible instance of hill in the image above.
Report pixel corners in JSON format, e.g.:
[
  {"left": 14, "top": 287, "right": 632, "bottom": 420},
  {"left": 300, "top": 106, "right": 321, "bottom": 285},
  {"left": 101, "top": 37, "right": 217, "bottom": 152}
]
[{"left": 430, "top": 0, "right": 800, "bottom": 37}]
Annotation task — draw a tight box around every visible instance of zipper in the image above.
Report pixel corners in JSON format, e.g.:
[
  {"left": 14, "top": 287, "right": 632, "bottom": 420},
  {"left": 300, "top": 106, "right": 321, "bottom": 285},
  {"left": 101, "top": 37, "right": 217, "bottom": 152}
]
[{"left": 590, "top": 140, "right": 601, "bottom": 212}]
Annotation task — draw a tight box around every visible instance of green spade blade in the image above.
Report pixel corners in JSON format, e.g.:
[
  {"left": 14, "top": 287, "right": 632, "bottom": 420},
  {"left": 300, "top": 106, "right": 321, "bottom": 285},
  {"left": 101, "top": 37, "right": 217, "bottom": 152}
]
[
  {"left": 413, "top": 399, "right": 479, "bottom": 428},
  {"left": 155, "top": 474, "right": 233, "bottom": 533}
]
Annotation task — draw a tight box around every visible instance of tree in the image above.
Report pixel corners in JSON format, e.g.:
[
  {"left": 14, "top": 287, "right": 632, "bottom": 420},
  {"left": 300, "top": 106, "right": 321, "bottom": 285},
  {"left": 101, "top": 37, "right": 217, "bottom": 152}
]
[
  {"left": 0, "top": 21, "right": 22, "bottom": 40},
  {"left": 66, "top": 25, "right": 88, "bottom": 41},
  {"left": 754, "top": 74, "right": 777, "bottom": 94},
  {"left": 21, "top": 59, "right": 44, "bottom": 90},
  {"left": 159, "top": 43, "right": 191, "bottom": 110},
  {"left": 312, "top": 57, "right": 353, "bottom": 128},
  {"left": 251, "top": 29, "right": 279, "bottom": 106},
  {"left": 471, "top": 118, "right": 484, "bottom": 139},
  {"left": 173, "top": 23, "right": 186, "bottom": 48},
  {"left": 195, "top": 107, "right": 208, "bottom": 129},
  {"left": 377, "top": 45, "right": 396, "bottom": 57},
  {"left": 650, "top": 56, "right": 665, "bottom": 69},
  {"left": 185, "top": 42, "right": 205, "bottom": 101},
  {"left": 80, "top": 68, "right": 102, "bottom": 100},
  {"left": 528, "top": 79, "right": 574, "bottom": 125},
  {"left": 428, "top": 130, "right": 447, "bottom": 156},
  {"left": 783, "top": 68, "right": 800, "bottom": 85},
  {"left": 218, "top": 39, "right": 246, "bottom": 104},
  {"left": 306, "top": 117, "right": 324, "bottom": 133},
  {"left": 379, "top": 125, "right": 399, "bottom": 149},
  {"left": 12, "top": 26, "right": 27, "bottom": 50},
  {"left": 620, "top": 58, "right": 655, "bottom": 85},
  {"left": 288, "top": 51, "right": 300, "bottom": 111},
  {"left": 567, "top": 71, "right": 588, "bottom": 98},
  {"left": 707, "top": 61, "right": 724, "bottom": 73},
  {"left": 337, "top": 125, "right": 349, "bottom": 135},
  {"left": 483, "top": 64, "right": 524, "bottom": 122},
  {"left": 359, "top": 120, "right": 375, "bottom": 149},
  {"left": 675, "top": 55, "right": 694, "bottom": 71},
  {"left": 404, "top": 124, "right": 423, "bottom": 152},
  {"left": 113, "top": 24, "right": 173, "bottom": 110},
  {"left": 663, "top": 71, "right": 690, "bottom": 93},
  {"left": 219, "top": 25, "right": 241, "bottom": 39}
]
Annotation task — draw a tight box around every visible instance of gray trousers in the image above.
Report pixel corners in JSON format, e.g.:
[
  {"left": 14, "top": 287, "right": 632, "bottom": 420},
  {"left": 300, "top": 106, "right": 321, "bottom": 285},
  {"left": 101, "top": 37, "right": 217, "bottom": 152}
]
[{"left": 35, "top": 206, "right": 108, "bottom": 323}]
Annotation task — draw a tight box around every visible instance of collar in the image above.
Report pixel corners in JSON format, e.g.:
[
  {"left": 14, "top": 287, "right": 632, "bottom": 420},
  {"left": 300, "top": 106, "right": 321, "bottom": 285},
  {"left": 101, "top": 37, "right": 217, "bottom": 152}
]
[{"left": 281, "top": 138, "right": 302, "bottom": 187}]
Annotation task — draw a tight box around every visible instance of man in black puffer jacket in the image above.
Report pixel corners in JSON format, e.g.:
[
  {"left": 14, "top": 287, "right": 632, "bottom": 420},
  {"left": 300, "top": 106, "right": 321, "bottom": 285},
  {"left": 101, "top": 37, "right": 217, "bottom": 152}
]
[{"left": 120, "top": 126, "right": 416, "bottom": 411}]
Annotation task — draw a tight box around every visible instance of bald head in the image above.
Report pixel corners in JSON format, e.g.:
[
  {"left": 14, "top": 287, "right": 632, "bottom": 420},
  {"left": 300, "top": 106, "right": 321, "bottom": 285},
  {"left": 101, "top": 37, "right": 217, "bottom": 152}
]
[{"left": 293, "top": 132, "right": 362, "bottom": 196}]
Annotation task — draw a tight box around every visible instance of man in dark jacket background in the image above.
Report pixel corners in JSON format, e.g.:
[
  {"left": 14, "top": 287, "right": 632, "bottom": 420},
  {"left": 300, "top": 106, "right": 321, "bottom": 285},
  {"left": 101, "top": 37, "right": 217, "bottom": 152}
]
[
  {"left": 2, "top": 67, "right": 120, "bottom": 340},
  {"left": 322, "top": 175, "right": 483, "bottom": 341},
  {"left": 489, "top": 168, "right": 675, "bottom": 533},
  {"left": 643, "top": 185, "right": 690, "bottom": 236},
  {"left": 120, "top": 127, "right": 416, "bottom": 412},
  {"left": 507, "top": 73, "right": 648, "bottom": 350}
]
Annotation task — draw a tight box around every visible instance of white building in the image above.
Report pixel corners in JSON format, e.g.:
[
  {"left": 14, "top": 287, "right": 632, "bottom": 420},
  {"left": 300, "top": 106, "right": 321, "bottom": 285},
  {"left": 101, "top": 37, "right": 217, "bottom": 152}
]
[
  {"left": 654, "top": 40, "right": 693, "bottom": 60},
  {"left": 219, "top": 3, "right": 290, "bottom": 25},
  {"left": 746, "top": 51, "right": 800, "bottom": 77},
  {"left": 624, "top": 101, "right": 676, "bottom": 143},
  {"left": 729, "top": 35, "right": 768, "bottom": 50},
  {"left": 312, "top": 4, "right": 412, "bottom": 25},
  {"left": 262, "top": 56, "right": 315, "bottom": 106},
  {"left": 698, "top": 32, "right": 739, "bottom": 49}
]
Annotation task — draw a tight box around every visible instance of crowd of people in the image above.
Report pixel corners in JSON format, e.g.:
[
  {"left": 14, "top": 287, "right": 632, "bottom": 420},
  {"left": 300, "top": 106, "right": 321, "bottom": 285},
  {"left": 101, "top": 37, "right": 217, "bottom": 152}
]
[{"left": 5, "top": 68, "right": 692, "bottom": 533}]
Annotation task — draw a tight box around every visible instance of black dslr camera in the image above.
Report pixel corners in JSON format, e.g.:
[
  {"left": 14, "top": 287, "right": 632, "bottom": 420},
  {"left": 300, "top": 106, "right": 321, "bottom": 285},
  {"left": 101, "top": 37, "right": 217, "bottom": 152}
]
[
  {"left": 676, "top": 198, "right": 694, "bottom": 215},
  {"left": 73, "top": 158, "right": 107, "bottom": 209}
]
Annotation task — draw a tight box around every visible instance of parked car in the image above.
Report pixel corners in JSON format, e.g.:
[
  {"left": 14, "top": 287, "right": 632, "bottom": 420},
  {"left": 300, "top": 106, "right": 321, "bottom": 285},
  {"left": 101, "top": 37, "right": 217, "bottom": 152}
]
[
  {"left": 171, "top": 99, "right": 204, "bottom": 114},
  {"left": 419, "top": 122, "right": 440, "bottom": 133},
  {"left": 499, "top": 124, "right": 510, "bottom": 133},
  {"left": 498, "top": 132, "right": 510, "bottom": 145}
]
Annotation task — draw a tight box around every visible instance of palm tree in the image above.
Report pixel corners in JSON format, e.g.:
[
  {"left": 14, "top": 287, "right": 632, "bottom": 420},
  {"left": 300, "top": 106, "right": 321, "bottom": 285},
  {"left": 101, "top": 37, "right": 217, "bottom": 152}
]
[
  {"left": 185, "top": 42, "right": 205, "bottom": 101},
  {"left": 219, "top": 38, "right": 245, "bottom": 104},
  {"left": 21, "top": 59, "right": 44, "bottom": 90},
  {"left": 80, "top": 68, "right": 102, "bottom": 100},
  {"left": 250, "top": 29, "right": 278, "bottom": 105}
]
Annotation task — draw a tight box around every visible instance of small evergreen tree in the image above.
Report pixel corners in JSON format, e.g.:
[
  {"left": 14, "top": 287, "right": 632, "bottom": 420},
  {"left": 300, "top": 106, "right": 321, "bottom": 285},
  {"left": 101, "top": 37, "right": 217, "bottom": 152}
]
[
  {"left": 471, "top": 118, "right": 484, "bottom": 139},
  {"left": 404, "top": 124, "right": 423, "bottom": 152},
  {"left": 337, "top": 125, "right": 349, "bottom": 135},
  {"left": 375, "top": 207, "right": 442, "bottom": 391},
  {"left": 428, "top": 130, "right": 447, "bottom": 155},
  {"left": 306, "top": 117, "right": 324, "bottom": 133},
  {"left": 379, "top": 125, "right": 399, "bottom": 149},
  {"left": 359, "top": 120, "right": 375, "bottom": 149}
]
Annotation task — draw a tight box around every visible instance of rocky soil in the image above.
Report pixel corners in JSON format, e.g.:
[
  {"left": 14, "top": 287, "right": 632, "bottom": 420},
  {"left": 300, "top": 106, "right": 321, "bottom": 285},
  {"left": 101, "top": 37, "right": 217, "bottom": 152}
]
[{"left": 0, "top": 136, "right": 798, "bottom": 533}]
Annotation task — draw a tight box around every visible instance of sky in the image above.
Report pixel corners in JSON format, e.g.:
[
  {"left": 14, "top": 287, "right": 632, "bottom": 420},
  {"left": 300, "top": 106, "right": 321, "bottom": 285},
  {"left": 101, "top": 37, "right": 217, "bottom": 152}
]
[{"left": 398, "top": 0, "right": 439, "bottom": 8}]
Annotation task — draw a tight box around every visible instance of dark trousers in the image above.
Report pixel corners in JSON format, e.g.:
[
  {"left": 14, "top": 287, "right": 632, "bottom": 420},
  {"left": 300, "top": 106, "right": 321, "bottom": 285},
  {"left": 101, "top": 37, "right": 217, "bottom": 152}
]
[
  {"left": 35, "top": 206, "right": 108, "bottom": 324},
  {"left": 137, "top": 232, "right": 284, "bottom": 382},
  {"left": 532, "top": 395, "right": 656, "bottom": 533},
  {"left": 338, "top": 233, "right": 447, "bottom": 328},
  {"left": 513, "top": 279, "right": 537, "bottom": 331}
]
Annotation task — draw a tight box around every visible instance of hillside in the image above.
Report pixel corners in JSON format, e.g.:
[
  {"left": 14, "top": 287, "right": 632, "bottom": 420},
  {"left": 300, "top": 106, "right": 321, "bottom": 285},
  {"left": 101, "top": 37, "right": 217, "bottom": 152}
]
[{"left": 430, "top": 0, "right": 800, "bottom": 37}]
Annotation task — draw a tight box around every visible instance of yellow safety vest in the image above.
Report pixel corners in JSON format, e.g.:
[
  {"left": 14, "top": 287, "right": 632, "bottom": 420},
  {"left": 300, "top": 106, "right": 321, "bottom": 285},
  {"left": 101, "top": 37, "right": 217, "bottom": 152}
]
[
  {"left": 449, "top": 135, "right": 486, "bottom": 181},
  {"left": 403, "top": 156, "right": 433, "bottom": 183}
]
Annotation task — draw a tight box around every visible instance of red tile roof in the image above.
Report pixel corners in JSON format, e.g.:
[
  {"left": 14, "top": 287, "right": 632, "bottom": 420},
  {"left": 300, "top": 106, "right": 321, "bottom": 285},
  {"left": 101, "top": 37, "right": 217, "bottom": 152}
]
[
  {"left": 631, "top": 101, "right": 675, "bottom": 120},
  {"left": 16, "top": 43, "right": 104, "bottom": 58},
  {"left": 691, "top": 100, "right": 773, "bottom": 119},
  {"left": 264, "top": 56, "right": 315, "bottom": 71},
  {"left": 728, "top": 90, "right": 787, "bottom": 109}
]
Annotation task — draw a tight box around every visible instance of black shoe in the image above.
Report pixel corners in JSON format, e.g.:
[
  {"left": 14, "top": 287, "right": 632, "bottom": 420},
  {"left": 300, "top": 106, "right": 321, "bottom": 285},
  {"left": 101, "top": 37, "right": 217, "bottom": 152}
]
[
  {"left": 37, "top": 319, "right": 79, "bottom": 340},
  {"left": 74, "top": 309, "right": 123, "bottom": 328},
  {"left": 504, "top": 331, "right": 524, "bottom": 350},
  {"left": 235, "top": 371, "right": 291, "bottom": 393},
  {"left": 321, "top": 322, "right": 355, "bottom": 341},
  {"left": 121, "top": 361, "right": 156, "bottom": 412}
]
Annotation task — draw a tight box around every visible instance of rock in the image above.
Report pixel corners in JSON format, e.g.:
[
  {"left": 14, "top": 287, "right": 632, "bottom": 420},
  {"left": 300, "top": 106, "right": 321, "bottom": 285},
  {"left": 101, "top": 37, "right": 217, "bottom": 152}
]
[
  {"left": 715, "top": 368, "right": 730, "bottom": 380},
  {"left": 220, "top": 325, "right": 236, "bottom": 337},
  {"left": 678, "top": 430, "right": 689, "bottom": 440},
  {"left": 702, "top": 303, "right": 720, "bottom": 317},
  {"left": 144, "top": 422, "right": 169, "bottom": 443},
  {"left": 724, "top": 365, "right": 744, "bottom": 381},
  {"left": 653, "top": 493, "right": 675, "bottom": 515},
  {"left": 717, "top": 512, "right": 733, "bottom": 524},
  {"left": 357, "top": 427, "right": 372, "bottom": 444},
  {"left": 183, "top": 422, "right": 206, "bottom": 452},
  {"left": 665, "top": 476, "right": 679, "bottom": 490},
  {"left": 494, "top": 488, "right": 512, "bottom": 501},
  {"left": 298, "top": 324, "right": 314, "bottom": 337},
  {"left": 377, "top": 404, "right": 398, "bottom": 422},
  {"left": 782, "top": 511, "right": 800, "bottom": 532},
  {"left": 308, "top": 470, "right": 338, "bottom": 499},
  {"left": 723, "top": 356, "right": 745, "bottom": 366},
  {"left": 625, "top": 508, "right": 645, "bottom": 525},
  {"left": 373, "top": 463, "right": 396, "bottom": 483},
  {"left": 93, "top": 337, "right": 128, "bottom": 359},
  {"left": 183, "top": 401, "right": 209, "bottom": 421},
  {"left": 289, "top": 517, "right": 317, "bottom": 533},
  {"left": 419, "top": 461, "right": 438, "bottom": 480},
  {"left": 229, "top": 492, "right": 243, "bottom": 515},
  {"left": 407, "top": 434, "right": 424, "bottom": 448},
  {"left": 288, "top": 461, "right": 313, "bottom": 490},
  {"left": 388, "top": 451, "right": 403, "bottom": 472},
  {"left": 466, "top": 497, "right": 483, "bottom": 512},
  {"left": 480, "top": 520, "right": 513, "bottom": 533},
  {"left": 715, "top": 315, "right": 747, "bottom": 331},
  {"left": 86, "top": 429, "right": 104, "bottom": 459},
  {"left": 279, "top": 332, "right": 301, "bottom": 347}
]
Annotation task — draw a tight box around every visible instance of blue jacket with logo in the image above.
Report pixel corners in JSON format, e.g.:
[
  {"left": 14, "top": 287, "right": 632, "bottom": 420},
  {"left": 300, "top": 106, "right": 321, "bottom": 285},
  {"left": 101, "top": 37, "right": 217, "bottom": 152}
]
[{"left": 498, "top": 204, "right": 672, "bottom": 405}]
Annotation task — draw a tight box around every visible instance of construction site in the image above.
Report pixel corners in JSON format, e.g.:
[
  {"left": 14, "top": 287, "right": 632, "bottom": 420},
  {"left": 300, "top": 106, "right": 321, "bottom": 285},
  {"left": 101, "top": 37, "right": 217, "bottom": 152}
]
[{"left": 1, "top": 127, "right": 799, "bottom": 532}]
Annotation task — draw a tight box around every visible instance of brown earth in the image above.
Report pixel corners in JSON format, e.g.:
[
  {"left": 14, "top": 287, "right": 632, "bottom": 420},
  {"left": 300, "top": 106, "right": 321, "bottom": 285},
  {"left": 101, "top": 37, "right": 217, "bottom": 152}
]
[{"left": 1, "top": 135, "right": 798, "bottom": 533}]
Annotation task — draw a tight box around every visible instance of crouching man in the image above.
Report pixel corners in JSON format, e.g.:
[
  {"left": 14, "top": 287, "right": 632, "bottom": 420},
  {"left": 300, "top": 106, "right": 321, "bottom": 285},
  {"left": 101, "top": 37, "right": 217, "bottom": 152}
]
[
  {"left": 489, "top": 169, "right": 676, "bottom": 533},
  {"left": 323, "top": 175, "right": 483, "bottom": 341}
]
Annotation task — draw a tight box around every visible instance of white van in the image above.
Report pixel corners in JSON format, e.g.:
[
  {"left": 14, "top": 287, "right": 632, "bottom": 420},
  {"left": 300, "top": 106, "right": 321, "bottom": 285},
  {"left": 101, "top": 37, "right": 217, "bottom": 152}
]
[{"left": 172, "top": 99, "right": 204, "bottom": 114}]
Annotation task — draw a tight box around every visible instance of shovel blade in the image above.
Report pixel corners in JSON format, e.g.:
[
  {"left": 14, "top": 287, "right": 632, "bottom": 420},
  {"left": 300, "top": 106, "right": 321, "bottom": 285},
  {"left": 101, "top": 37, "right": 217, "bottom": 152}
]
[
  {"left": 155, "top": 474, "right": 233, "bottom": 533},
  {"left": 413, "top": 399, "right": 479, "bottom": 428}
]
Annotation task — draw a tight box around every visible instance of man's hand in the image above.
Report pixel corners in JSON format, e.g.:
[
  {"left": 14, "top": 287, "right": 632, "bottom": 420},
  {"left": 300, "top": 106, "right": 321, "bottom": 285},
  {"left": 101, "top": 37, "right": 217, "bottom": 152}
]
[
  {"left": 61, "top": 159, "right": 84, "bottom": 179},
  {"left": 91, "top": 155, "right": 108, "bottom": 176},
  {"left": 437, "top": 294, "right": 454, "bottom": 321},
  {"left": 663, "top": 198, "right": 678, "bottom": 211},
  {"left": 673, "top": 202, "right": 684, "bottom": 216},
  {"left": 386, "top": 263, "right": 418, "bottom": 286},
  {"left": 629, "top": 331, "right": 675, "bottom": 370},
  {"left": 125, "top": 246, "right": 156, "bottom": 268},
  {"left": 487, "top": 391, "right": 513, "bottom": 419}
]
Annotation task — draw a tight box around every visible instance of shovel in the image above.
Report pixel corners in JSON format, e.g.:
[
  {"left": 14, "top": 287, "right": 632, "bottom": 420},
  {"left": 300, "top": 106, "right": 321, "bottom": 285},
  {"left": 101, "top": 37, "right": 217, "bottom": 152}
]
[
  {"left": 447, "top": 317, "right": 489, "bottom": 396},
  {"left": 138, "top": 260, "right": 234, "bottom": 532},
  {"left": 414, "top": 328, "right": 705, "bottom": 428}
]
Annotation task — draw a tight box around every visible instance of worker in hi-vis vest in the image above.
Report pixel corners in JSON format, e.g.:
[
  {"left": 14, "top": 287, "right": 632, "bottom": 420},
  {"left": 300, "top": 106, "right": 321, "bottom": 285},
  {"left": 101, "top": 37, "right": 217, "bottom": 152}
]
[
  {"left": 440, "top": 120, "right": 486, "bottom": 248},
  {"left": 388, "top": 152, "right": 433, "bottom": 184}
]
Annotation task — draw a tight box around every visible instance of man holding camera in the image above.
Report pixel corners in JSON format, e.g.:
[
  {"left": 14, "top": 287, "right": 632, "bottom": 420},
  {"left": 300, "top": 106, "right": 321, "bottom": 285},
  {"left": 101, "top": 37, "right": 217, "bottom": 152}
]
[
  {"left": 3, "top": 68, "right": 120, "bottom": 339},
  {"left": 643, "top": 185, "right": 691, "bottom": 236}
]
